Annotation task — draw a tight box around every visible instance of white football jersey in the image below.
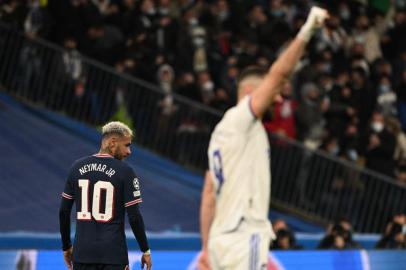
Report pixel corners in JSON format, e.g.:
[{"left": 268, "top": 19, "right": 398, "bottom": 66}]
[{"left": 208, "top": 96, "right": 274, "bottom": 237}]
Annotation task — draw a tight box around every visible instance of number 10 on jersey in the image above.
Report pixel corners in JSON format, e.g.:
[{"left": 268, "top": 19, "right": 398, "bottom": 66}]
[{"left": 77, "top": 179, "right": 115, "bottom": 222}]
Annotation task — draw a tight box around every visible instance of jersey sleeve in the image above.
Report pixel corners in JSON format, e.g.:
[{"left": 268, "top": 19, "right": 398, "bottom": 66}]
[
  {"left": 61, "top": 170, "right": 75, "bottom": 200},
  {"left": 123, "top": 167, "right": 143, "bottom": 208},
  {"left": 220, "top": 96, "right": 256, "bottom": 134}
]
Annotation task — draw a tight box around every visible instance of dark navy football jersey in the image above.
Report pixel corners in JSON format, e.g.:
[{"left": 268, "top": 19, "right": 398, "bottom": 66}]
[{"left": 61, "top": 153, "right": 142, "bottom": 264}]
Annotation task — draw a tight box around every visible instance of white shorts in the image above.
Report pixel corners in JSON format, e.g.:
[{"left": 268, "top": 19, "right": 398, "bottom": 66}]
[{"left": 208, "top": 222, "right": 271, "bottom": 270}]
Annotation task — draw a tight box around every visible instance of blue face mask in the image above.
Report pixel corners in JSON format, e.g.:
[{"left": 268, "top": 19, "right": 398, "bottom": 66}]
[
  {"left": 340, "top": 9, "right": 350, "bottom": 20},
  {"left": 271, "top": 10, "right": 285, "bottom": 18},
  {"left": 330, "top": 146, "right": 339, "bottom": 155},
  {"left": 379, "top": 84, "right": 390, "bottom": 94},
  {"left": 396, "top": 0, "right": 406, "bottom": 9},
  {"left": 320, "top": 63, "right": 332, "bottom": 73},
  {"left": 347, "top": 149, "right": 358, "bottom": 161}
]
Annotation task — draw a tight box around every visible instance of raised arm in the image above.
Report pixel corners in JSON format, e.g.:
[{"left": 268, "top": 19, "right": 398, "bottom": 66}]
[
  {"left": 198, "top": 171, "right": 216, "bottom": 270},
  {"left": 251, "top": 7, "right": 329, "bottom": 118}
]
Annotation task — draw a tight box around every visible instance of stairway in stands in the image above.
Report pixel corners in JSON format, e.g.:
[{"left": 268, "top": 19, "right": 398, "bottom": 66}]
[{"left": 0, "top": 93, "right": 202, "bottom": 233}]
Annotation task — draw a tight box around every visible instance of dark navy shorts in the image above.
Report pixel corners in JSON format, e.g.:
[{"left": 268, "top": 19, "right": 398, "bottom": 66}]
[{"left": 73, "top": 262, "right": 129, "bottom": 270}]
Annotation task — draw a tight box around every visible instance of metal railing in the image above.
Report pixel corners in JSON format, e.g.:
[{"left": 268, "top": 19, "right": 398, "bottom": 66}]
[
  {"left": 1, "top": 23, "right": 405, "bottom": 233},
  {"left": 270, "top": 135, "right": 406, "bottom": 233},
  {"left": 0, "top": 23, "right": 221, "bottom": 172}
]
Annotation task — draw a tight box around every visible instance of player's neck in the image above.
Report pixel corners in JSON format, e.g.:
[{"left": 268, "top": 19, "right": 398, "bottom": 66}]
[{"left": 99, "top": 148, "right": 113, "bottom": 156}]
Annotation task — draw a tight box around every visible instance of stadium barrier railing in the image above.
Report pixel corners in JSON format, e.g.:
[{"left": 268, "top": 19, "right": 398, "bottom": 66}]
[{"left": 0, "top": 22, "right": 405, "bottom": 233}]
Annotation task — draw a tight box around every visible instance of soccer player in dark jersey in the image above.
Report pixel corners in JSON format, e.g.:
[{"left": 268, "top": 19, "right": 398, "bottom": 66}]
[{"left": 59, "top": 121, "right": 152, "bottom": 270}]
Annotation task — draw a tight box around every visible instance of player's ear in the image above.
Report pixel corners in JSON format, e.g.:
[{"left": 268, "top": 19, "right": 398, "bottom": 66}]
[{"left": 109, "top": 136, "right": 118, "bottom": 148}]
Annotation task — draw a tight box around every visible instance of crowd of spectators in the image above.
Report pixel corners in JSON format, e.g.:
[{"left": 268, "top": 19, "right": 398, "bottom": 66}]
[
  {"left": 1, "top": 0, "right": 406, "bottom": 180},
  {"left": 1, "top": 0, "right": 406, "bottom": 244},
  {"left": 270, "top": 214, "right": 406, "bottom": 250}
]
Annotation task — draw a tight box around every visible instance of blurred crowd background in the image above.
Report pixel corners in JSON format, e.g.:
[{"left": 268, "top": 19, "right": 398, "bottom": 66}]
[
  {"left": 2, "top": 0, "right": 406, "bottom": 180},
  {"left": 270, "top": 212, "right": 406, "bottom": 250},
  {"left": 1, "top": 0, "right": 406, "bottom": 248}
]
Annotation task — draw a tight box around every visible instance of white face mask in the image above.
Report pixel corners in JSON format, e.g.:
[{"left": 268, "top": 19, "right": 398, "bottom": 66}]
[
  {"left": 193, "top": 37, "right": 205, "bottom": 47},
  {"left": 146, "top": 8, "right": 156, "bottom": 15},
  {"left": 340, "top": 9, "right": 350, "bottom": 20},
  {"left": 202, "top": 81, "right": 214, "bottom": 92},
  {"left": 329, "top": 146, "right": 339, "bottom": 155},
  {"left": 371, "top": 121, "right": 384, "bottom": 133},
  {"left": 189, "top": 18, "right": 198, "bottom": 26},
  {"left": 347, "top": 149, "right": 358, "bottom": 161}
]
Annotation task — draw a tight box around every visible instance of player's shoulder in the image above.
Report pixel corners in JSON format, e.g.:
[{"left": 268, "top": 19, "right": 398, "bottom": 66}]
[
  {"left": 113, "top": 161, "right": 136, "bottom": 178},
  {"left": 116, "top": 161, "right": 133, "bottom": 171},
  {"left": 214, "top": 97, "right": 253, "bottom": 132},
  {"left": 215, "top": 104, "right": 238, "bottom": 129}
]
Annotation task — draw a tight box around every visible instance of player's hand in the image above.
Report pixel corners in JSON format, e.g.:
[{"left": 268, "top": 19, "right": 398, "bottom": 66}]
[
  {"left": 306, "top": 7, "right": 329, "bottom": 29},
  {"left": 298, "top": 6, "right": 329, "bottom": 42},
  {"left": 197, "top": 250, "right": 211, "bottom": 270},
  {"left": 141, "top": 253, "right": 152, "bottom": 270},
  {"left": 63, "top": 246, "right": 73, "bottom": 270}
]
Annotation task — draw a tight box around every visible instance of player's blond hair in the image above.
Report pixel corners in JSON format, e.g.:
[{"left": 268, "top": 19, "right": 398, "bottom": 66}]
[{"left": 102, "top": 121, "right": 133, "bottom": 138}]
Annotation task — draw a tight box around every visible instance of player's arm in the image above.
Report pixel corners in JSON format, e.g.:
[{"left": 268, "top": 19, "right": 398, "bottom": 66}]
[
  {"left": 59, "top": 176, "right": 75, "bottom": 270},
  {"left": 200, "top": 171, "right": 216, "bottom": 251},
  {"left": 59, "top": 198, "right": 74, "bottom": 251},
  {"left": 126, "top": 204, "right": 152, "bottom": 270},
  {"left": 198, "top": 171, "right": 216, "bottom": 270},
  {"left": 250, "top": 7, "right": 328, "bottom": 118},
  {"left": 127, "top": 204, "right": 149, "bottom": 252},
  {"left": 123, "top": 168, "right": 152, "bottom": 270}
]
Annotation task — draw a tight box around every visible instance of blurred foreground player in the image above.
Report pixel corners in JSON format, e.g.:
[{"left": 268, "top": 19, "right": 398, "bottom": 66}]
[
  {"left": 59, "top": 121, "right": 152, "bottom": 270},
  {"left": 199, "top": 7, "right": 329, "bottom": 270}
]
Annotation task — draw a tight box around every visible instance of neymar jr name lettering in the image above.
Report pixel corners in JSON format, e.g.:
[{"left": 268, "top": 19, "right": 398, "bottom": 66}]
[{"left": 79, "top": 163, "right": 115, "bottom": 177}]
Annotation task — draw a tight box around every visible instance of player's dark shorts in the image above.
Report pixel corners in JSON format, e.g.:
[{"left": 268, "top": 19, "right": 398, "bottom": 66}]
[{"left": 73, "top": 262, "right": 129, "bottom": 270}]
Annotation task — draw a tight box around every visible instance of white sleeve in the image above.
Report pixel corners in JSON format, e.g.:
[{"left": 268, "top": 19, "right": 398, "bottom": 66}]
[{"left": 220, "top": 96, "right": 257, "bottom": 134}]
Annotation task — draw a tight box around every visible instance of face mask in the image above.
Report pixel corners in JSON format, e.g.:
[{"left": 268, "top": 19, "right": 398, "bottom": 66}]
[
  {"left": 329, "top": 146, "right": 339, "bottom": 155},
  {"left": 371, "top": 121, "right": 384, "bottom": 133},
  {"left": 340, "top": 9, "right": 350, "bottom": 20},
  {"left": 202, "top": 81, "right": 214, "bottom": 92},
  {"left": 320, "top": 63, "right": 332, "bottom": 73},
  {"left": 159, "top": 8, "right": 169, "bottom": 15},
  {"left": 281, "top": 101, "right": 292, "bottom": 118},
  {"left": 379, "top": 84, "right": 390, "bottom": 94},
  {"left": 189, "top": 18, "right": 198, "bottom": 26},
  {"left": 347, "top": 149, "right": 358, "bottom": 161},
  {"left": 218, "top": 11, "right": 229, "bottom": 20},
  {"left": 146, "top": 8, "right": 156, "bottom": 15},
  {"left": 193, "top": 37, "right": 205, "bottom": 47},
  {"left": 396, "top": 0, "right": 406, "bottom": 9},
  {"left": 271, "top": 10, "right": 285, "bottom": 18},
  {"left": 323, "top": 81, "right": 333, "bottom": 92}
]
